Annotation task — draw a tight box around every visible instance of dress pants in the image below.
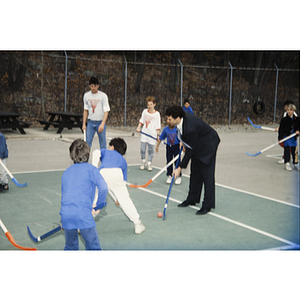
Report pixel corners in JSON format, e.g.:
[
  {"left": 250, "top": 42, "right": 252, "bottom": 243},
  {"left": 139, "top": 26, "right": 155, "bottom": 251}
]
[{"left": 186, "top": 153, "right": 217, "bottom": 209}]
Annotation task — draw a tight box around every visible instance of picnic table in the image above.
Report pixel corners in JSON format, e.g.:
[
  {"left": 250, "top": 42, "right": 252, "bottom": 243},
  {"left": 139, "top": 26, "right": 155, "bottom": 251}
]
[
  {"left": 39, "top": 111, "right": 83, "bottom": 134},
  {"left": 0, "top": 111, "right": 32, "bottom": 134}
]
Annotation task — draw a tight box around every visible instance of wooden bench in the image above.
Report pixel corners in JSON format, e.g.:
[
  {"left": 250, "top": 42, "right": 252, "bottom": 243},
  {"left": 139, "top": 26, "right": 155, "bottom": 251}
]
[
  {"left": 17, "top": 119, "right": 33, "bottom": 128},
  {"left": 39, "top": 111, "right": 83, "bottom": 134},
  {"left": 0, "top": 111, "right": 31, "bottom": 134},
  {"left": 39, "top": 120, "right": 61, "bottom": 130}
]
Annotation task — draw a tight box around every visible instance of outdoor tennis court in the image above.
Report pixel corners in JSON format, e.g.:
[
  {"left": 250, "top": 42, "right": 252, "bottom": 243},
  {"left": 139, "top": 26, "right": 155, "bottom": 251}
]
[
  {"left": 1, "top": 125, "right": 299, "bottom": 300},
  {"left": 0, "top": 163, "right": 299, "bottom": 251}
]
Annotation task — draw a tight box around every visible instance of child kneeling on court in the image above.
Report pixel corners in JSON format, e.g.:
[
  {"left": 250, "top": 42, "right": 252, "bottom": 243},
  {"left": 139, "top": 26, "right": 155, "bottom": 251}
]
[
  {"left": 0, "top": 132, "right": 9, "bottom": 192},
  {"left": 60, "top": 139, "right": 108, "bottom": 250},
  {"left": 92, "top": 138, "right": 145, "bottom": 234}
]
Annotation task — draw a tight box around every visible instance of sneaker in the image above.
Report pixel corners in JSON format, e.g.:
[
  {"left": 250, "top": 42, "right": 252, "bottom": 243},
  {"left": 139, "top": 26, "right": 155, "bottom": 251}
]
[
  {"left": 140, "top": 160, "right": 146, "bottom": 170},
  {"left": 277, "top": 158, "right": 284, "bottom": 164},
  {"left": 134, "top": 221, "right": 145, "bottom": 234},
  {"left": 294, "top": 163, "right": 300, "bottom": 171},
  {"left": 285, "top": 162, "right": 292, "bottom": 171},
  {"left": 175, "top": 177, "right": 181, "bottom": 185},
  {"left": 147, "top": 162, "right": 152, "bottom": 171},
  {"left": 166, "top": 176, "right": 172, "bottom": 184}
]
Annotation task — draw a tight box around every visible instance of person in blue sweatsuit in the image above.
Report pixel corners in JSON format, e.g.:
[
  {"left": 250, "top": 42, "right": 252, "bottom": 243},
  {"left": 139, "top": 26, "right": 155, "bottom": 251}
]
[
  {"left": 60, "top": 139, "right": 108, "bottom": 250},
  {"left": 0, "top": 132, "right": 9, "bottom": 192}
]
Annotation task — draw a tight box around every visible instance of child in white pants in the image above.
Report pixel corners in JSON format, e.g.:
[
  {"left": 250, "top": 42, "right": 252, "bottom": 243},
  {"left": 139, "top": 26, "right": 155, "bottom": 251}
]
[{"left": 93, "top": 138, "right": 145, "bottom": 234}]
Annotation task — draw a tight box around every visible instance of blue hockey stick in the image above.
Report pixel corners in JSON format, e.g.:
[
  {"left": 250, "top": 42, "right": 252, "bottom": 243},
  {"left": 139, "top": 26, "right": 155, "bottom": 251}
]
[
  {"left": 163, "top": 146, "right": 183, "bottom": 220},
  {"left": 0, "top": 159, "right": 28, "bottom": 187},
  {"left": 247, "top": 117, "right": 276, "bottom": 131},
  {"left": 27, "top": 225, "right": 62, "bottom": 242},
  {"left": 246, "top": 133, "right": 297, "bottom": 157},
  {"left": 140, "top": 131, "right": 168, "bottom": 145}
]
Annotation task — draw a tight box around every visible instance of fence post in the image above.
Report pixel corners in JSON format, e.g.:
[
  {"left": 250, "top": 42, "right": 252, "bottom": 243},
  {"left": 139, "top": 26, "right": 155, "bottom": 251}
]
[
  {"left": 274, "top": 64, "right": 279, "bottom": 124},
  {"left": 228, "top": 61, "right": 233, "bottom": 125},
  {"left": 178, "top": 59, "right": 183, "bottom": 106},
  {"left": 64, "top": 51, "right": 68, "bottom": 112},
  {"left": 124, "top": 55, "right": 127, "bottom": 126}
]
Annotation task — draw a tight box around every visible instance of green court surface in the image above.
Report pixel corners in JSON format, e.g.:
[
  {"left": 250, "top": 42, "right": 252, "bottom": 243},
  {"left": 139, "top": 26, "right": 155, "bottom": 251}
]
[{"left": 0, "top": 165, "right": 299, "bottom": 251}]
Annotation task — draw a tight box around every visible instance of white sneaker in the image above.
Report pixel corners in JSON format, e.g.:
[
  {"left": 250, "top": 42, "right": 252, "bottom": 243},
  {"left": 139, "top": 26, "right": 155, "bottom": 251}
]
[
  {"left": 285, "top": 162, "right": 292, "bottom": 171},
  {"left": 277, "top": 158, "right": 284, "bottom": 164},
  {"left": 166, "top": 176, "right": 172, "bottom": 184},
  {"left": 140, "top": 160, "right": 146, "bottom": 170},
  {"left": 134, "top": 221, "right": 145, "bottom": 234},
  {"left": 147, "top": 162, "right": 152, "bottom": 171},
  {"left": 175, "top": 177, "right": 181, "bottom": 185},
  {"left": 294, "top": 163, "right": 300, "bottom": 171}
]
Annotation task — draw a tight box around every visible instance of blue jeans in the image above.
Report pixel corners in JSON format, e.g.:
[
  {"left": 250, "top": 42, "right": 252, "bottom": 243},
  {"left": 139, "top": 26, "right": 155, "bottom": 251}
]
[
  {"left": 86, "top": 120, "right": 107, "bottom": 149},
  {"left": 64, "top": 227, "right": 101, "bottom": 250}
]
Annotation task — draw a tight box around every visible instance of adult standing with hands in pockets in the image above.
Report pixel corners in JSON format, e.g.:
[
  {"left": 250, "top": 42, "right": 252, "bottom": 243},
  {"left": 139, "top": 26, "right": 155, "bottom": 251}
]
[{"left": 165, "top": 106, "right": 220, "bottom": 215}]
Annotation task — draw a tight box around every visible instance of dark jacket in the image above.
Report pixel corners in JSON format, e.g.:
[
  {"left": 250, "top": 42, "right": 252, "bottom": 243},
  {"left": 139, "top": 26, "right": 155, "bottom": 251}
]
[
  {"left": 279, "top": 115, "right": 299, "bottom": 141},
  {"left": 180, "top": 113, "right": 220, "bottom": 168}
]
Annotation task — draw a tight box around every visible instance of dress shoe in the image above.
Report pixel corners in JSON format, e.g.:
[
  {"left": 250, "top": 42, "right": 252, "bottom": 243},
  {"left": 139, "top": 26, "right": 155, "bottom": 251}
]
[
  {"left": 178, "top": 200, "right": 195, "bottom": 207},
  {"left": 196, "top": 207, "right": 211, "bottom": 215}
]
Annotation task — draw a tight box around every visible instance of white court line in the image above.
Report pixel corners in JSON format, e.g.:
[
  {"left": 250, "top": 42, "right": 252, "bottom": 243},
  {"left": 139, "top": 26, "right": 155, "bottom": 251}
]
[
  {"left": 12, "top": 166, "right": 299, "bottom": 208},
  {"left": 127, "top": 182, "right": 300, "bottom": 249},
  {"left": 129, "top": 164, "right": 299, "bottom": 208},
  {"left": 215, "top": 183, "right": 300, "bottom": 208}
]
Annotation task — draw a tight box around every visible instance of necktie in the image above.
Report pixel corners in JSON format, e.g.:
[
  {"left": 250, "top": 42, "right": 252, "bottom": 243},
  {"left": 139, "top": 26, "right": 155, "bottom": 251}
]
[{"left": 177, "top": 129, "right": 192, "bottom": 149}]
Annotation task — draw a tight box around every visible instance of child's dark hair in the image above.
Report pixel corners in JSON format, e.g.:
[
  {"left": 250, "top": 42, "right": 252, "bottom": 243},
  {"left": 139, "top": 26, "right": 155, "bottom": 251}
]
[
  {"left": 284, "top": 100, "right": 294, "bottom": 107},
  {"left": 89, "top": 77, "right": 99, "bottom": 85},
  {"left": 109, "top": 138, "right": 127, "bottom": 156},
  {"left": 69, "top": 139, "right": 90, "bottom": 163},
  {"left": 165, "top": 105, "right": 186, "bottom": 119},
  {"left": 184, "top": 99, "right": 190, "bottom": 104}
]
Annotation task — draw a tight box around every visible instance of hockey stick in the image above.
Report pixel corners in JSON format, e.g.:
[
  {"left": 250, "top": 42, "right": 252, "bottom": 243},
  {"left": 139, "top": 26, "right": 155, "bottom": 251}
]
[
  {"left": 163, "top": 146, "right": 183, "bottom": 220},
  {"left": 129, "top": 154, "right": 180, "bottom": 188},
  {"left": 0, "top": 219, "right": 36, "bottom": 250},
  {"left": 27, "top": 225, "right": 62, "bottom": 243},
  {"left": 246, "top": 133, "right": 297, "bottom": 157},
  {"left": 140, "top": 131, "right": 168, "bottom": 145},
  {"left": 83, "top": 129, "right": 86, "bottom": 142},
  {"left": 247, "top": 117, "right": 276, "bottom": 131},
  {"left": 0, "top": 159, "right": 28, "bottom": 187}
]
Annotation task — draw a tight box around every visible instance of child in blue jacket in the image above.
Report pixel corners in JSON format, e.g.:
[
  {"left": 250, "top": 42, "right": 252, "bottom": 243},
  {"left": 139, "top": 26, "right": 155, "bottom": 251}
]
[
  {"left": 60, "top": 139, "right": 108, "bottom": 250},
  {"left": 0, "top": 132, "right": 9, "bottom": 191},
  {"left": 156, "top": 121, "right": 182, "bottom": 184}
]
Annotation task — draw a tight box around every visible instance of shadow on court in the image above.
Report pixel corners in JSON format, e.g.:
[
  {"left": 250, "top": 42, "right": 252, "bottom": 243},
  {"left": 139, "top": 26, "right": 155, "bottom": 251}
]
[{"left": 1, "top": 165, "right": 299, "bottom": 251}]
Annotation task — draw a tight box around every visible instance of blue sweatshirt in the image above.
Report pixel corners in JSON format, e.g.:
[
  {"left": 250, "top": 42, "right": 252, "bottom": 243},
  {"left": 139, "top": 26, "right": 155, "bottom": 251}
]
[
  {"left": 183, "top": 106, "right": 194, "bottom": 114},
  {"left": 159, "top": 126, "right": 180, "bottom": 146},
  {"left": 60, "top": 162, "right": 108, "bottom": 230},
  {"left": 0, "top": 133, "right": 8, "bottom": 159},
  {"left": 99, "top": 149, "right": 128, "bottom": 181}
]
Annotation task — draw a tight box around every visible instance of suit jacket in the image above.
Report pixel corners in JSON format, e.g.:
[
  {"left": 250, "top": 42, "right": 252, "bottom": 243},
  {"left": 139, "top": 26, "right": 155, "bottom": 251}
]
[{"left": 179, "top": 113, "right": 220, "bottom": 168}]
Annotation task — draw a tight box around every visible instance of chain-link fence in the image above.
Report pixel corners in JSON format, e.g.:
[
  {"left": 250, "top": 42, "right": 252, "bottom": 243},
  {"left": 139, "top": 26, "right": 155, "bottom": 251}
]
[{"left": 0, "top": 51, "right": 298, "bottom": 127}]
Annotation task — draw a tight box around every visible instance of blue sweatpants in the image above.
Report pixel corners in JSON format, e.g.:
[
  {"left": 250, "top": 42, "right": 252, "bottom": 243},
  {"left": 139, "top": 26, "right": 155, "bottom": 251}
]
[{"left": 64, "top": 227, "right": 101, "bottom": 250}]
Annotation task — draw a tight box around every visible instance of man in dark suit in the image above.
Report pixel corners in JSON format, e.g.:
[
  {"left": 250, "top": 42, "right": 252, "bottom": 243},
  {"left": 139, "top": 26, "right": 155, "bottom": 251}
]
[{"left": 165, "top": 106, "right": 220, "bottom": 215}]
